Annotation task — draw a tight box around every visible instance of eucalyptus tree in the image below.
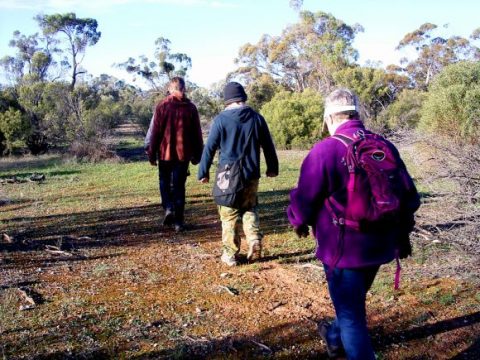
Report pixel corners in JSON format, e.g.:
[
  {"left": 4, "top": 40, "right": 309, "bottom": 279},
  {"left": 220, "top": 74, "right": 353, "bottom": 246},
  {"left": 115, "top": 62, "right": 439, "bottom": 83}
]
[
  {"left": 0, "top": 31, "right": 55, "bottom": 84},
  {"left": 333, "top": 65, "right": 409, "bottom": 120},
  {"left": 396, "top": 23, "right": 479, "bottom": 89},
  {"left": 117, "top": 37, "right": 192, "bottom": 93},
  {"left": 35, "top": 12, "right": 101, "bottom": 90},
  {"left": 231, "top": 11, "right": 363, "bottom": 94}
]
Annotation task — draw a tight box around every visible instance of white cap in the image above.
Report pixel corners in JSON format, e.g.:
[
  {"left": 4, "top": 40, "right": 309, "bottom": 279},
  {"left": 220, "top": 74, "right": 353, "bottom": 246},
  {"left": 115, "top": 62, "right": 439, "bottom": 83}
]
[{"left": 324, "top": 104, "right": 358, "bottom": 117}]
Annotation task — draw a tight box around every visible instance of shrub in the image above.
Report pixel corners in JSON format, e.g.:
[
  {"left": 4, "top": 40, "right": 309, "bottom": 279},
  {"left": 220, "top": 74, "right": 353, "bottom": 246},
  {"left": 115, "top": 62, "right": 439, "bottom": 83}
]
[
  {"left": 420, "top": 61, "right": 480, "bottom": 144},
  {"left": 246, "top": 74, "right": 283, "bottom": 112},
  {"left": 26, "top": 131, "right": 48, "bottom": 155},
  {"left": 376, "top": 89, "right": 427, "bottom": 131},
  {"left": 69, "top": 140, "right": 117, "bottom": 162},
  {"left": 260, "top": 89, "right": 324, "bottom": 149},
  {"left": 0, "top": 107, "right": 29, "bottom": 154},
  {"left": 81, "top": 97, "right": 122, "bottom": 140}
]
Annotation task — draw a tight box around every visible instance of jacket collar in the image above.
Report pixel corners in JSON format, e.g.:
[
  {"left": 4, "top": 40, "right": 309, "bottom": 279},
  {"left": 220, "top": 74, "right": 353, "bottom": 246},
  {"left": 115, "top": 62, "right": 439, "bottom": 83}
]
[
  {"left": 166, "top": 94, "right": 189, "bottom": 103},
  {"left": 334, "top": 119, "right": 364, "bottom": 135}
]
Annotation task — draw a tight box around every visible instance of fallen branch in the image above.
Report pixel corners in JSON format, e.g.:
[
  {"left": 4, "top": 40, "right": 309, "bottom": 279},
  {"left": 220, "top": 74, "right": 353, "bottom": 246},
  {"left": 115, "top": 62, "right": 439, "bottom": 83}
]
[
  {"left": 217, "top": 285, "right": 239, "bottom": 296},
  {"left": 250, "top": 340, "right": 272, "bottom": 353},
  {"left": 45, "top": 245, "right": 74, "bottom": 257},
  {"left": 183, "top": 335, "right": 210, "bottom": 343},
  {"left": 411, "top": 231, "right": 430, "bottom": 241}
]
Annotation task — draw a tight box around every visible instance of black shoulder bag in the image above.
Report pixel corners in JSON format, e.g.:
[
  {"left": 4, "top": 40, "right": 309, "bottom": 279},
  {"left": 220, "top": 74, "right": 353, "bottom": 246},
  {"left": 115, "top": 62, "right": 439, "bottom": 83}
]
[{"left": 212, "top": 120, "right": 255, "bottom": 208}]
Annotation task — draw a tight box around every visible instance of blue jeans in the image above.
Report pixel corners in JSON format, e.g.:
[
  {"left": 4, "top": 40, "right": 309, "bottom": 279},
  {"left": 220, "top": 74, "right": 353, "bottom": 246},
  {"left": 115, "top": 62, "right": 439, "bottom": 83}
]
[
  {"left": 158, "top": 161, "right": 189, "bottom": 225},
  {"left": 323, "top": 264, "right": 379, "bottom": 360}
]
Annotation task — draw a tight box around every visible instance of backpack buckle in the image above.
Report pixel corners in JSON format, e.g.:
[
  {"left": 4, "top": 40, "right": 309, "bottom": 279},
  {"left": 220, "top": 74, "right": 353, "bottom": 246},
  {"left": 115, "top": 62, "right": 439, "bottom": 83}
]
[
  {"left": 355, "top": 130, "right": 365, "bottom": 139},
  {"left": 333, "top": 218, "right": 345, "bottom": 226}
]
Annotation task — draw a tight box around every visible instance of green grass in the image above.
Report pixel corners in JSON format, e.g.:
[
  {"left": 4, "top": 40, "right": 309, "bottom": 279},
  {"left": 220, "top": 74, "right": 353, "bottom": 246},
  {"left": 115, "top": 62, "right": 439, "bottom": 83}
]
[{"left": 1, "top": 144, "right": 479, "bottom": 359}]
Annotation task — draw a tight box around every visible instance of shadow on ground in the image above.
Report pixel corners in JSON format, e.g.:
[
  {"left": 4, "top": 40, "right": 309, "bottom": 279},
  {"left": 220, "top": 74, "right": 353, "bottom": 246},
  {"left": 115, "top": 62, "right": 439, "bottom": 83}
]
[
  {"left": 1, "top": 188, "right": 293, "bottom": 255},
  {"left": 19, "top": 312, "right": 480, "bottom": 359}
]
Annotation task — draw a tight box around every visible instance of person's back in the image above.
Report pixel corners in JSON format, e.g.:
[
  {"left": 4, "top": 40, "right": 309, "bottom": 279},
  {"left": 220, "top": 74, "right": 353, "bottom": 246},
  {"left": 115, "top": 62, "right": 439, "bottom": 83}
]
[
  {"left": 198, "top": 104, "right": 277, "bottom": 182},
  {"left": 149, "top": 93, "right": 203, "bottom": 163},
  {"left": 287, "top": 88, "right": 420, "bottom": 359},
  {"left": 146, "top": 77, "right": 203, "bottom": 232},
  {"left": 198, "top": 82, "right": 278, "bottom": 267}
]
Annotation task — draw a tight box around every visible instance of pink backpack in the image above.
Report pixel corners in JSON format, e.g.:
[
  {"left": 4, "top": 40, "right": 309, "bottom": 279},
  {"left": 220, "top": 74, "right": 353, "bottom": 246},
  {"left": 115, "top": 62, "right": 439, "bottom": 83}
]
[{"left": 325, "top": 130, "right": 415, "bottom": 232}]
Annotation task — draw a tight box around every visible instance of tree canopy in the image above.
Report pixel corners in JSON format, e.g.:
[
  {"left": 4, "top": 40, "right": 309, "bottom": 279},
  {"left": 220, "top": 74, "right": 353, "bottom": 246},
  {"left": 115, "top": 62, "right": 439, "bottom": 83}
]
[{"left": 35, "top": 12, "right": 101, "bottom": 90}]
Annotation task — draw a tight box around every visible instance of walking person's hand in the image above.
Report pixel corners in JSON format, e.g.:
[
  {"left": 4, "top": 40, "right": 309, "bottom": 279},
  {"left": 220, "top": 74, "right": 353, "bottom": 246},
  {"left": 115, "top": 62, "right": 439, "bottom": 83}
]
[
  {"left": 199, "top": 177, "right": 209, "bottom": 183},
  {"left": 294, "top": 224, "right": 309, "bottom": 238}
]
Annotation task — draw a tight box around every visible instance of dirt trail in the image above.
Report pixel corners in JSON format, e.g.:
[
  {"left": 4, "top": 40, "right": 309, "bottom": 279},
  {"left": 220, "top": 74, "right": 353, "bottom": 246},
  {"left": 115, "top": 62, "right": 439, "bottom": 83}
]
[{"left": 1, "top": 122, "right": 479, "bottom": 359}]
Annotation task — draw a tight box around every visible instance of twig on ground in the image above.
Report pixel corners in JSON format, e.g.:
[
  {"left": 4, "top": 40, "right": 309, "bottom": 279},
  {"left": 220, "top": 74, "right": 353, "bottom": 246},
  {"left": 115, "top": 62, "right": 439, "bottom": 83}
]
[
  {"left": 250, "top": 340, "right": 272, "bottom": 353},
  {"left": 45, "top": 245, "right": 74, "bottom": 257},
  {"left": 217, "top": 285, "right": 239, "bottom": 296},
  {"left": 183, "top": 335, "right": 210, "bottom": 343}
]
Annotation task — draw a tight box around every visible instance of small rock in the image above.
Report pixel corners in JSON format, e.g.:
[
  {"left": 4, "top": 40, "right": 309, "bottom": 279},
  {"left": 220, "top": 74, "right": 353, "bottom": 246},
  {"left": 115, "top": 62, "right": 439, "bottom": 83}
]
[{"left": 220, "top": 272, "right": 231, "bottom": 278}]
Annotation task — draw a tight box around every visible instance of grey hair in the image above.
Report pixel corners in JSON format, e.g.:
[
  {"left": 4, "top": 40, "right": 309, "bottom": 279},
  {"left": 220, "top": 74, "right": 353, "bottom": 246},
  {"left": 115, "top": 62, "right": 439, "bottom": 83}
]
[{"left": 324, "top": 88, "right": 359, "bottom": 119}]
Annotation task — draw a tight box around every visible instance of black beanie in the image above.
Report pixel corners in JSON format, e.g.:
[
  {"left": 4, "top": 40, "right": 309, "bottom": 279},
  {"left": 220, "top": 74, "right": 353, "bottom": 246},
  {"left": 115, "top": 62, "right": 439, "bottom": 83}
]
[{"left": 224, "top": 82, "right": 247, "bottom": 104}]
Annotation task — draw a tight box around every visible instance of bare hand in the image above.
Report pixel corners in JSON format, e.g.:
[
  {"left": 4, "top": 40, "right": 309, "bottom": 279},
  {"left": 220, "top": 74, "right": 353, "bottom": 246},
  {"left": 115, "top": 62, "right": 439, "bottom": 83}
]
[
  {"left": 294, "top": 224, "right": 309, "bottom": 238},
  {"left": 200, "top": 178, "right": 209, "bottom": 183}
]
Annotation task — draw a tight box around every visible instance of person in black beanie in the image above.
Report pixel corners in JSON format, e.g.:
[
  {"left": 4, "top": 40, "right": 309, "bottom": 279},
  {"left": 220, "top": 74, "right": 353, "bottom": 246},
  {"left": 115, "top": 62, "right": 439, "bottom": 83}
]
[
  {"left": 198, "top": 82, "right": 279, "bottom": 267},
  {"left": 223, "top": 81, "right": 248, "bottom": 104}
]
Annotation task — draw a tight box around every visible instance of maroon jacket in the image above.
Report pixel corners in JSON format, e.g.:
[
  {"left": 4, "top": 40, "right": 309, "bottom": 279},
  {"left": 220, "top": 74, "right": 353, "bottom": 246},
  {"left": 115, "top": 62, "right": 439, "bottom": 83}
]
[{"left": 147, "top": 94, "right": 203, "bottom": 164}]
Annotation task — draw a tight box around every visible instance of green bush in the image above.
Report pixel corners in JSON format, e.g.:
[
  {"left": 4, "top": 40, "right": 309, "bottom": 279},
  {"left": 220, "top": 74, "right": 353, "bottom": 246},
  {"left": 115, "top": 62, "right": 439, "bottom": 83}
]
[
  {"left": 377, "top": 89, "right": 427, "bottom": 130},
  {"left": 420, "top": 61, "right": 480, "bottom": 143},
  {"left": 246, "top": 74, "right": 283, "bottom": 112},
  {"left": 260, "top": 89, "right": 324, "bottom": 149},
  {"left": 82, "top": 97, "right": 122, "bottom": 140},
  {"left": 0, "top": 107, "right": 29, "bottom": 154}
]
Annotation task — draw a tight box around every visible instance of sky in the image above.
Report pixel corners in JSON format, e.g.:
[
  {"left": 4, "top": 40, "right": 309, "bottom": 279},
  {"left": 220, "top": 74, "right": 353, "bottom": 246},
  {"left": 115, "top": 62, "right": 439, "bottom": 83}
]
[{"left": 0, "top": 0, "right": 479, "bottom": 88}]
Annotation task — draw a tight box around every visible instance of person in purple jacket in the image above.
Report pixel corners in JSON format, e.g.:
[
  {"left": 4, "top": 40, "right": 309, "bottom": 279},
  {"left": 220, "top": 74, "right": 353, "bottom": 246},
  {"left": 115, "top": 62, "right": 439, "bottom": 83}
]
[{"left": 287, "top": 88, "right": 420, "bottom": 359}]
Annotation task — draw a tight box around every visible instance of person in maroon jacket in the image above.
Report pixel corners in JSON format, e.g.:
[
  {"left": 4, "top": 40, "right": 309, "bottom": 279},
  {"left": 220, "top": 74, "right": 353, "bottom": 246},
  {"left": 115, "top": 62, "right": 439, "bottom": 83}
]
[{"left": 146, "top": 77, "right": 203, "bottom": 232}]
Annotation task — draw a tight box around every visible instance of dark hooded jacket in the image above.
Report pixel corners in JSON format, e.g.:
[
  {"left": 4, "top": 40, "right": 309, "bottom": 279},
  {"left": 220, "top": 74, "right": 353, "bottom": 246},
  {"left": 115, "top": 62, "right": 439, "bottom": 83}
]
[{"left": 198, "top": 106, "right": 278, "bottom": 181}]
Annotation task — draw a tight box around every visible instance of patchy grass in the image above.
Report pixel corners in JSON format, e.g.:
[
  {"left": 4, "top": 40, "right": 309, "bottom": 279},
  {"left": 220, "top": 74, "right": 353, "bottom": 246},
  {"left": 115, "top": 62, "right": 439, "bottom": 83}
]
[{"left": 0, "top": 128, "right": 479, "bottom": 359}]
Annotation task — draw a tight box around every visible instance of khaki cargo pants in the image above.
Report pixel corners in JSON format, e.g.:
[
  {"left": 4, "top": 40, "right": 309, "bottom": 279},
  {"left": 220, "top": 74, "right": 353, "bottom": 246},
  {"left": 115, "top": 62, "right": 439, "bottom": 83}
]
[{"left": 218, "top": 179, "right": 263, "bottom": 257}]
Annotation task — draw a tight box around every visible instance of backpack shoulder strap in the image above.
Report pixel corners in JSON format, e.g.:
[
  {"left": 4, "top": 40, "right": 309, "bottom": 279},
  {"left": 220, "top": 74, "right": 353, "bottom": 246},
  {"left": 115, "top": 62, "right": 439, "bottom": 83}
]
[{"left": 331, "top": 133, "right": 354, "bottom": 147}]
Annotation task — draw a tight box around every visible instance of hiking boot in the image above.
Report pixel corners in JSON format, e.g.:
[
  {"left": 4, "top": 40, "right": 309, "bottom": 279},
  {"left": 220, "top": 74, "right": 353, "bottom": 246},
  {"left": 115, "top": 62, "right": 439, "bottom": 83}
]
[
  {"left": 318, "top": 321, "right": 344, "bottom": 358},
  {"left": 163, "top": 209, "right": 174, "bottom": 226},
  {"left": 174, "top": 224, "right": 185, "bottom": 233},
  {"left": 246, "top": 240, "right": 262, "bottom": 261},
  {"left": 221, "top": 252, "right": 237, "bottom": 267}
]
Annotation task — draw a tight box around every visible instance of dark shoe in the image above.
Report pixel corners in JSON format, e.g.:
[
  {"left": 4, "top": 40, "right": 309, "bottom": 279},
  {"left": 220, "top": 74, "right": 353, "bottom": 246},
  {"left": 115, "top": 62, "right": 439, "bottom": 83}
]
[
  {"left": 163, "top": 209, "right": 174, "bottom": 226},
  {"left": 318, "top": 321, "right": 344, "bottom": 358},
  {"left": 174, "top": 224, "right": 185, "bottom": 233}
]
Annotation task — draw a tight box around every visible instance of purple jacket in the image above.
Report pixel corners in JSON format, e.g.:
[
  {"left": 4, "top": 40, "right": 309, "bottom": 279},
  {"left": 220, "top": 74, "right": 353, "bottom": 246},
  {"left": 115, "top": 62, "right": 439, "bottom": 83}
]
[{"left": 287, "top": 120, "right": 419, "bottom": 268}]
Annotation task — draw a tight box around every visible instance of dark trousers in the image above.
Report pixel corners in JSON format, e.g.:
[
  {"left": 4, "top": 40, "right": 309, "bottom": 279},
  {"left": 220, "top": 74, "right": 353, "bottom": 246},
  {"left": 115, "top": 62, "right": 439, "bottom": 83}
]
[
  {"left": 158, "top": 160, "right": 189, "bottom": 225},
  {"left": 323, "top": 264, "right": 380, "bottom": 360}
]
